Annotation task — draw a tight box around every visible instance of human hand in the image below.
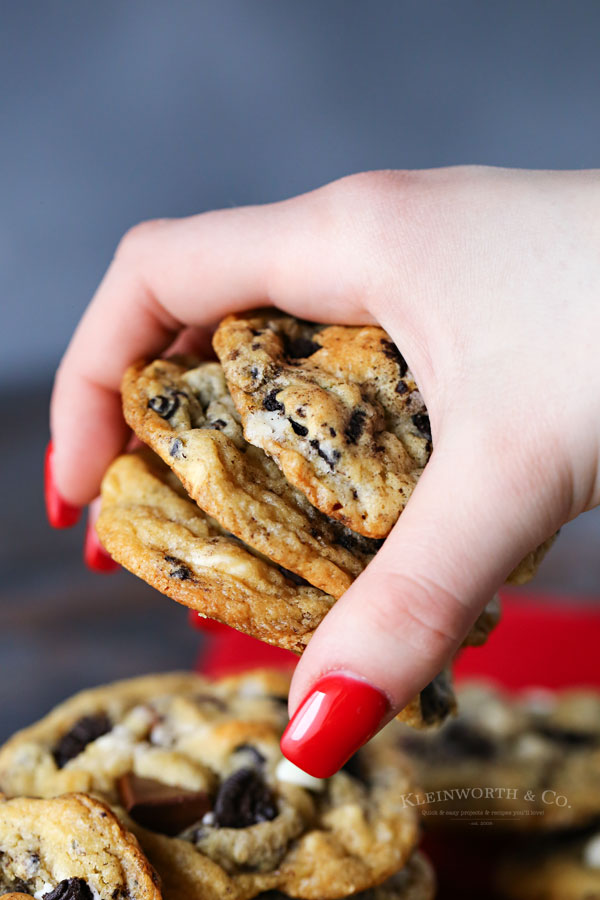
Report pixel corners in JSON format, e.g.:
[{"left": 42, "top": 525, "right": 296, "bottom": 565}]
[{"left": 48, "top": 166, "right": 600, "bottom": 773}]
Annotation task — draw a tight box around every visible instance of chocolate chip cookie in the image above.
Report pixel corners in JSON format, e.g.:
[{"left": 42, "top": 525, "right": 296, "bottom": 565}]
[
  {"left": 213, "top": 312, "right": 429, "bottom": 539},
  {"left": 0, "top": 792, "right": 161, "bottom": 900},
  {"left": 95, "top": 451, "right": 499, "bottom": 670},
  {"left": 495, "top": 830, "right": 600, "bottom": 899},
  {"left": 121, "top": 359, "right": 381, "bottom": 598},
  {"left": 0, "top": 671, "right": 419, "bottom": 900},
  {"left": 396, "top": 682, "right": 600, "bottom": 830}
]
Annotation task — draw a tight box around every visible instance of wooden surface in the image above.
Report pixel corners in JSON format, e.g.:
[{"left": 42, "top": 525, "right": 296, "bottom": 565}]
[{"left": 1, "top": 381, "right": 600, "bottom": 741}]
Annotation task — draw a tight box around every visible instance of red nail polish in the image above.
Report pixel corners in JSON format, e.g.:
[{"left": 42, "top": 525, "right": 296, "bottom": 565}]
[
  {"left": 280, "top": 672, "right": 389, "bottom": 778},
  {"left": 84, "top": 507, "right": 119, "bottom": 573},
  {"left": 44, "top": 441, "right": 82, "bottom": 528}
]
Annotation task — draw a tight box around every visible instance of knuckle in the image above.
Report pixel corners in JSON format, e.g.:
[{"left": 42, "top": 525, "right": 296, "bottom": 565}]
[{"left": 114, "top": 218, "right": 171, "bottom": 262}]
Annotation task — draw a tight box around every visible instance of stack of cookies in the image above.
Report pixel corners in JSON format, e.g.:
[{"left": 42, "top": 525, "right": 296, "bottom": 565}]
[
  {"left": 0, "top": 670, "right": 435, "bottom": 900},
  {"left": 96, "top": 310, "right": 553, "bottom": 726}
]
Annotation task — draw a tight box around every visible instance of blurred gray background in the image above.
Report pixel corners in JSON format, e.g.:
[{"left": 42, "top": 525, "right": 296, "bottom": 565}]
[{"left": 1, "top": 1, "right": 600, "bottom": 739}]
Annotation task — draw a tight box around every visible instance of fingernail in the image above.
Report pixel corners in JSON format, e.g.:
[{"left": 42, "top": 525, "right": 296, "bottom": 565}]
[
  {"left": 84, "top": 500, "right": 119, "bottom": 573},
  {"left": 280, "top": 672, "right": 389, "bottom": 778},
  {"left": 44, "top": 441, "right": 82, "bottom": 528}
]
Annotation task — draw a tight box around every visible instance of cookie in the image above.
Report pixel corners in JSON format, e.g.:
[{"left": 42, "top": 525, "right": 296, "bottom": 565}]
[
  {"left": 495, "top": 830, "right": 600, "bottom": 899},
  {"left": 121, "top": 359, "right": 382, "bottom": 598},
  {"left": 213, "top": 312, "right": 429, "bottom": 539},
  {"left": 95, "top": 451, "right": 499, "bottom": 661},
  {"left": 0, "top": 792, "right": 161, "bottom": 900},
  {"left": 0, "top": 671, "right": 418, "bottom": 900},
  {"left": 396, "top": 682, "right": 600, "bottom": 830}
]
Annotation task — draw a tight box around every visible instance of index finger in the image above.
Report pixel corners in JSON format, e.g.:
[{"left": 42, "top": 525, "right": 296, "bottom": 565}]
[{"left": 50, "top": 193, "right": 374, "bottom": 505}]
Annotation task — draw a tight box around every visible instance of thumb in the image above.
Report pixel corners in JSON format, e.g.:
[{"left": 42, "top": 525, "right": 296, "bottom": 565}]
[{"left": 280, "top": 437, "right": 554, "bottom": 778}]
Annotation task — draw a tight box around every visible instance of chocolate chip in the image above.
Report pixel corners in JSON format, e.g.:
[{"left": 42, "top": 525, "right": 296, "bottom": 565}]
[
  {"left": 232, "top": 743, "right": 266, "bottom": 766},
  {"left": 344, "top": 409, "right": 366, "bottom": 444},
  {"left": 381, "top": 339, "right": 408, "bottom": 377},
  {"left": 282, "top": 335, "right": 321, "bottom": 359},
  {"left": 42, "top": 879, "right": 94, "bottom": 900},
  {"left": 148, "top": 393, "right": 180, "bottom": 419},
  {"left": 213, "top": 767, "right": 277, "bottom": 828},
  {"left": 395, "top": 381, "right": 408, "bottom": 395},
  {"left": 263, "top": 389, "right": 285, "bottom": 413},
  {"left": 289, "top": 418, "right": 308, "bottom": 437},
  {"left": 169, "top": 438, "right": 185, "bottom": 458},
  {"left": 118, "top": 773, "right": 211, "bottom": 836},
  {"left": 411, "top": 413, "right": 432, "bottom": 441},
  {"left": 53, "top": 714, "right": 112, "bottom": 768},
  {"left": 164, "top": 555, "right": 192, "bottom": 581},
  {"left": 419, "top": 672, "right": 454, "bottom": 725},
  {"left": 309, "top": 439, "right": 340, "bottom": 470}
]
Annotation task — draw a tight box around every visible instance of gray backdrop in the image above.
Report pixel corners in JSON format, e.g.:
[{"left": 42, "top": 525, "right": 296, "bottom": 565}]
[{"left": 1, "top": 1, "right": 599, "bottom": 737}]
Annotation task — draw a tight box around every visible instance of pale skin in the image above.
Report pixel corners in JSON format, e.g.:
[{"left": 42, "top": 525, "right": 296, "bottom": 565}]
[{"left": 51, "top": 166, "right": 600, "bottom": 719}]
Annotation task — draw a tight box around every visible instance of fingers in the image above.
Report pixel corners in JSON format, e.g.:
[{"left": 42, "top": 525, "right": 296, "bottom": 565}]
[
  {"left": 281, "top": 436, "right": 551, "bottom": 777},
  {"left": 50, "top": 192, "right": 376, "bottom": 508}
]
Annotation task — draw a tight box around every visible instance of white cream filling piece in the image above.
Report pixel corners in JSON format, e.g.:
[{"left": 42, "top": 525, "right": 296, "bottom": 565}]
[{"left": 276, "top": 756, "right": 325, "bottom": 791}]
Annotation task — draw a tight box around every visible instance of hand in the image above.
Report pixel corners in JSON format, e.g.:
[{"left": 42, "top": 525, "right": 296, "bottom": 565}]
[{"left": 49, "top": 166, "right": 600, "bottom": 773}]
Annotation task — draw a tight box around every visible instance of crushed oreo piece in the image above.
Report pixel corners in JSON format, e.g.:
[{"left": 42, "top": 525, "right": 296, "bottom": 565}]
[
  {"left": 344, "top": 409, "right": 367, "bottom": 444},
  {"left": 1, "top": 878, "right": 31, "bottom": 895},
  {"left": 411, "top": 413, "right": 431, "bottom": 441},
  {"left": 535, "top": 725, "right": 598, "bottom": 748},
  {"left": 395, "top": 381, "right": 408, "bottom": 395},
  {"left": 213, "top": 767, "right": 277, "bottom": 828},
  {"left": 381, "top": 339, "right": 408, "bottom": 377},
  {"left": 309, "top": 438, "right": 340, "bottom": 470},
  {"left": 289, "top": 418, "right": 308, "bottom": 437},
  {"left": 282, "top": 334, "right": 321, "bottom": 359},
  {"left": 164, "top": 555, "right": 192, "bottom": 580},
  {"left": 148, "top": 392, "right": 182, "bottom": 419},
  {"left": 263, "top": 389, "right": 285, "bottom": 413},
  {"left": 208, "top": 418, "right": 227, "bottom": 430},
  {"left": 232, "top": 743, "right": 266, "bottom": 766},
  {"left": 436, "top": 720, "right": 497, "bottom": 761},
  {"left": 53, "top": 714, "right": 112, "bottom": 768},
  {"left": 419, "top": 672, "right": 454, "bottom": 725},
  {"left": 169, "top": 438, "right": 185, "bottom": 458},
  {"left": 42, "top": 878, "right": 94, "bottom": 900}
]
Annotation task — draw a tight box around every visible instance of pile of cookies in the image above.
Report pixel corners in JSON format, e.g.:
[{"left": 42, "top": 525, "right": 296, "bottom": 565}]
[
  {"left": 96, "top": 310, "right": 552, "bottom": 725},
  {"left": 0, "top": 670, "right": 434, "bottom": 900},
  {"left": 396, "top": 681, "right": 600, "bottom": 898}
]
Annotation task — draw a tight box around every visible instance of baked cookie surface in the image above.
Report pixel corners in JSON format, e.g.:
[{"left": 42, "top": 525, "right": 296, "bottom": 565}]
[
  {"left": 396, "top": 682, "right": 600, "bottom": 830},
  {"left": 0, "top": 671, "right": 418, "bottom": 900},
  {"left": 0, "top": 792, "right": 161, "bottom": 900},
  {"left": 121, "top": 359, "right": 381, "bottom": 598},
  {"left": 495, "top": 830, "right": 600, "bottom": 899},
  {"left": 213, "top": 312, "right": 429, "bottom": 539}
]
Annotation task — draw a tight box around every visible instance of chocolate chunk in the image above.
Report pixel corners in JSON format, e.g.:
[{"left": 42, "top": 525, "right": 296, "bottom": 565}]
[
  {"left": 263, "top": 389, "right": 285, "bottom": 413},
  {"left": 411, "top": 413, "right": 432, "bottom": 441},
  {"left": 289, "top": 418, "right": 308, "bottom": 437},
  {"left": 282, "top": 334, "right": 321, "bottom": 359},
  {"left": 213, "top": 767, "right": 277, "bottom": 828},
  {"left": 169, "top": 438, "right": 185, "bottom": 458},
  {"left": 419, "top": 672, "right": 454, "bottom": 725},
  {"left": 344, "top": 409, "right": 366, "bottom": 444},
  {"left": 117, "top": 773, "right": 211, "bottom": 836},
  {"left": 53, "top": 714, "right": 112, "bottom": 768},
  {"left": 148, "top": 393, "right": 180, "bottom": 419},
  {"left": 380, "top": 340, "right": 408, "bottom": 377},
  {"left": 232, "top": 743, "right": 266, "bottom": 765},
  {"left": 309, "top": 439, "right": 341, "bottom": 470},
  {"left": 164, "top": 555, "right": 192, "bottom": 580},
  {"left": 395, "top": 381, "right": 408, "bottom": 395},
  {"left": 42, "top": 879, "right": 94, "bottom": 900}
]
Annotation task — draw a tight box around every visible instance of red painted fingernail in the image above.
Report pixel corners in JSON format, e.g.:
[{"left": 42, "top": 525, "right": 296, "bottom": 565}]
[
  {"left": 44, "top": 441, "right": 82, "bottom": 528},
  {"left": 84, "top": 502, "right": 119, "bottom": 573},
  {"left": 280, "top": 672, "right": 389, "bottom": 778}
]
